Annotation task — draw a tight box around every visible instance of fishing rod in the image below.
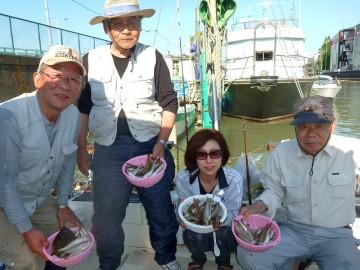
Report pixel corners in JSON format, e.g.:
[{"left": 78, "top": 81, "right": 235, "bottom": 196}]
[{"left": 242, "top": 118, "right": 252, "bottom": 205}]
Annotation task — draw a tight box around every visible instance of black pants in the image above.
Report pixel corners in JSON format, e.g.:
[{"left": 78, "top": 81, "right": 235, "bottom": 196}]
[
  {"left": 183, "top": 226, "right": 236, "bottom": 266},
  {"left": 44, "top": 261, "right": 66, "bottom": 270}
]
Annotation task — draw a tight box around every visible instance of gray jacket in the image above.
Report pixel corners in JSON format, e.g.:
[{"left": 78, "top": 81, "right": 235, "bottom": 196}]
[{"left": 0, "top": 92, "right": 79, "bottom": 233}]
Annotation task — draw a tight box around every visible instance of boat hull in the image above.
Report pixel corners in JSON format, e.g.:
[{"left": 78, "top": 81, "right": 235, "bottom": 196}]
[
  {"left": 310, "top": 86, "right": 341, "bottom": 99},
  {"left": 310, "top": 75, "right": 342, "bottom": 99},
  {"left": 175, "top": 104, "right": 197, "bottom": 137},
  {"left": 222, "top": 78, "right": 313, "bottom": 121}
]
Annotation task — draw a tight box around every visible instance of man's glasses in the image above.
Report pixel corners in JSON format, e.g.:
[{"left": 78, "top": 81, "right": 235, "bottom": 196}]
[
  {"left": 195, "top": 149, "right": 222, "bottom": 160},
  {"left": 110, "top": 20, "right": 139, "bottom": 31},
  {"left": 39, "top": 71, "right": 83, "bottom": 89}
]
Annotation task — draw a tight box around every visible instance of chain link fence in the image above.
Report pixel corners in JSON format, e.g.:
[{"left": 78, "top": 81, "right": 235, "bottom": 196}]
[{"left": 0, "top": 13, "right": 109, "bottom": 57}]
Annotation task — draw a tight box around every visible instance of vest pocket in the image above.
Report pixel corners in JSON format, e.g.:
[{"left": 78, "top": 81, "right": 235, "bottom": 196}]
[
  {"left": 128, "top": 77, "right": 154, "bottom": 99},
  {"left": 89, "top": 74, "right": 114, "bottom": 102},
  {"left": 88, "top": 107, "right": 114, "bottom": 141}
]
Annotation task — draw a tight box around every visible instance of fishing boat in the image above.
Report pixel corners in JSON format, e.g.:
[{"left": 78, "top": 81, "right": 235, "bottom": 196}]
[
  {"left": 310, "top": 75, "right": 341, "bottom": 99},
  {"left": 165, "top": 55, "right": 200, "bottom": 144},
  {"left": 222, "top": 0, "right": 314, "bottom": 121},
  {"left": 174, "top": 103, "right": 197, "bottom": 138}
]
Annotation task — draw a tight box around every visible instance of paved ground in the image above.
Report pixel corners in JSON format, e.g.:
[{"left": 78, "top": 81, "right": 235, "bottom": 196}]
[
  {"left": 66, "top": 200, "right": 360, "bottom": 270},
  {"left": 69, "top": 246, "right": 242, "bottom": 270},
  {"left": 69, "top": 245, "right": 320, "bottom": 270}
]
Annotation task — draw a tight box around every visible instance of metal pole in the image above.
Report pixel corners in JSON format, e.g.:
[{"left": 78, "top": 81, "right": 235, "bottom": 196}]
[
  {"left": 209, "top": 63, "right": 219, "bottom": 130},
  {"left": 44, "top": 0, "right": 53, "bottom": 46},
  {"left": 52, "top": 18, "right": 68, "bottom": 44},
  {"left": 209, "top": 0, "right": 220, "bottom": 131}
]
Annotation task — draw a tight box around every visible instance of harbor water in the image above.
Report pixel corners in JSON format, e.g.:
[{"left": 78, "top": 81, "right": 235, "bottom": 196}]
[{"left": 172, "top": 81, "right": 360, "bottom": 169}]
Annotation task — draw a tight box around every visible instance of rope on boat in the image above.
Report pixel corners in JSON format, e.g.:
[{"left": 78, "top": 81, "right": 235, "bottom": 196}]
[
  {"left": 266, "top": 3, "right": 304, "bottom": 98},
  {"left": 165, "top": 0, "right": 181, "bottom": 53},
  {"left": 176, "top": 0, "right": 189, "bottom": 143},
  {"left": 152, "top": 0, "right": 164, "bottom": 46}
]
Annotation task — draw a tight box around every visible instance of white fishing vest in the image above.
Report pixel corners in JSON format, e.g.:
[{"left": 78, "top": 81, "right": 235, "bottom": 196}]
[
  {"left": 0, "top": 92, "right": 79, "bottom": 215},
  {"left": 87, "top": 43, "right": 163, "bottom": 145}
]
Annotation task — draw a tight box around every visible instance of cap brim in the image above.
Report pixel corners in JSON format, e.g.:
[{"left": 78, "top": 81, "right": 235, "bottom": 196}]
[
  {"left": 290, "top": 111, "right": 334, "bottom": 125},
  {"left": 89, "top": 9, "right": 155, "bottom": 25},
  {"left": 42, "top": 58, "right": 86, "bottom": 76}
]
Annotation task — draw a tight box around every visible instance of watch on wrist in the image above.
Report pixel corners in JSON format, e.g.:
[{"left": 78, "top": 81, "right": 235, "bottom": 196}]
[
  {"left": 57, "top": 204, "right": 69, "bottom": 209},
  {"left": 157, "top": 139, "right": 167, "bottom": 145}
]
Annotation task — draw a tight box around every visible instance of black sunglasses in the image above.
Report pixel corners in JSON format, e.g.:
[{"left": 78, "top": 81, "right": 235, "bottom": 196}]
[{"left": 195, "top": 149, "right": 222, "bottom": 160}]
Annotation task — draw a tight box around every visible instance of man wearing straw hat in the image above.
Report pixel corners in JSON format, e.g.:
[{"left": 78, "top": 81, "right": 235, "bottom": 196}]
[
  {"left": 236, "top": 95, "right": 360, "bottom": 269},
  {"left": 76, "top": 1, "right": 180, "bottom": 269},
  {"left": 0, "top": 45, "right": 86, "bottom": 270}
]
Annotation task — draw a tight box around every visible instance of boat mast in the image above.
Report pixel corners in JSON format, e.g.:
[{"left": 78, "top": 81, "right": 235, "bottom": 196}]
[
  {"left": 176, "top": 0, "right": 190, "bottom": 143},
  {"left": 203, "top": 0, "right": 224, "bottom": 131}
]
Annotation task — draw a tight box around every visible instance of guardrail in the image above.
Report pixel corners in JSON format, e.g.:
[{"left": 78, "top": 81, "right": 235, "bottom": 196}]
[{"left": 0, "top": 13, "right": 110, "bottom": 57}]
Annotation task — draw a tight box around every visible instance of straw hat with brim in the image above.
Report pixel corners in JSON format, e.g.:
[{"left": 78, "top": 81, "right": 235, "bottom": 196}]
[
  {"left": 39, "top": 45, "right": 86, "bottom": 76},
  {"left": 90, "top": 0, "right": 155, "bottom": 25}
]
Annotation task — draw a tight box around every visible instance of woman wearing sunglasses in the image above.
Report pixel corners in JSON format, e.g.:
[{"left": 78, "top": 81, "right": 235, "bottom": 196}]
[{"left": 175, "top": 129, "right": 243, "bottom": 270}]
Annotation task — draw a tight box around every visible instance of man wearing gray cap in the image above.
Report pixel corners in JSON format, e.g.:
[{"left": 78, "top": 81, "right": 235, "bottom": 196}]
[
  {"left": 236, "top": 95, "right": 360, "bottom": 269},
  {"left": 0, "top": 45, "right": 86, "bottom": 270},
  {"left": 76, "top": 0, "right": 179, "bottom": 270}
]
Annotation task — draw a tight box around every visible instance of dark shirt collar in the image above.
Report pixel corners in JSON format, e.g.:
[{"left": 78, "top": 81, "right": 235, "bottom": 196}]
[{"left": 189, "top": 167, "right": 229, "bottom": 189}]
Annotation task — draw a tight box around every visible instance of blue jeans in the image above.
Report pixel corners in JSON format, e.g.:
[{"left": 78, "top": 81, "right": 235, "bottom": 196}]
[
  {"left": 91, "top": 135, "right": 178, "bottom": 270},
  {"left": 183, "top": 226, "right": 236, "bottom": 267}
]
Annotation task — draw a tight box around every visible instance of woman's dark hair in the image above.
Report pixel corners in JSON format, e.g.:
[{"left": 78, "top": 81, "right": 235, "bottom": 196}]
[{"left": 184, "top": 129, "right": 230, "bottom": 173}]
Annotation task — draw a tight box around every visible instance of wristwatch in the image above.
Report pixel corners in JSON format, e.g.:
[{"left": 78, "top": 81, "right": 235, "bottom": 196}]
[
  {"left": 157, "top": 139, "right": 167, "bottom": 145},
  {"left": 57, "top": 204, "right": 69, "bottom": 209}
]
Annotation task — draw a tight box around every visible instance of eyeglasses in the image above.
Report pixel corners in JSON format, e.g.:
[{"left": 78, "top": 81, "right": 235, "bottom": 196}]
[
  {"left": 39, "top": 71, "right": 83, "bottom": 89},
  {"left": 196, "top": 149, "right": 222, "bottom": 160},
  {"left": 110, "top": 20, "right": 139, "bottom": 31}
]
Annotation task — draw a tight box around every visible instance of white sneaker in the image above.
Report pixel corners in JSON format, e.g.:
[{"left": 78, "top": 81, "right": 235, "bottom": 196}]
[{"left": 161, "top": 260, "right": 181, "bottom": 270}]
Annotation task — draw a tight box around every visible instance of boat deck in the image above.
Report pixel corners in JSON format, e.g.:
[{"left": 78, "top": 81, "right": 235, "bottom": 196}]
[
  {"left": 66, "top": 195, "right": 360, "bottom": 270},
  {"left": 67, "top": 246, "right": 320, "bottom": 270}
]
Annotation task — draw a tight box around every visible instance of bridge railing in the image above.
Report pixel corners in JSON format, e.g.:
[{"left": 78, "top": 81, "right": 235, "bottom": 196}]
[{"left": 0, "top": 13, "right": 110, "bottom": 57}]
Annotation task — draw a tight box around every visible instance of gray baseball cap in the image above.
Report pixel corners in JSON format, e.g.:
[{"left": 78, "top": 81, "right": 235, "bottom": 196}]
[{"left": 290, "top": 95, "right": 335, "bottom": 125}]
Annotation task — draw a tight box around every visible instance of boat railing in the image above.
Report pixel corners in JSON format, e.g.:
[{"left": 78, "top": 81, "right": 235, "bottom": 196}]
[
  {"left": 229, "top": 0, "right": 298, "bottom": 31},
  {"left": 225, "top": 54, "right": 308, "bottom": 80},
  {"left": 0, "top": 13, "right": 110, "bottom": 57},
  {"left": 230, "top": 17, "right": 298, "bottom": 31},
  {"left": 173, "top": 79, "right": 201, "bottom": 104}
]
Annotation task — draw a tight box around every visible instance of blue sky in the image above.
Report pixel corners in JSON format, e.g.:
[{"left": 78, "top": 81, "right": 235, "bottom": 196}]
[{"left": 1, "top": 0, "right": 360, "bottom": 55}]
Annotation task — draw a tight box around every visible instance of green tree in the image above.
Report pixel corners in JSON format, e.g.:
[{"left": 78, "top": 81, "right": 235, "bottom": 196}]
[{"left": 318, "top": 36, "right": 330, "bottom": 71}]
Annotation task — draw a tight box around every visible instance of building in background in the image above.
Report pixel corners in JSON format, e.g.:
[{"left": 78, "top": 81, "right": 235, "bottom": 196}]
[{"left": 328, "top": 23, "right": 360, "bottom": 80}]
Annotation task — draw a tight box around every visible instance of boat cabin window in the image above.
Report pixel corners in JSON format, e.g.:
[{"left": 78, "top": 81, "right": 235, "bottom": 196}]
[{"left": 255, "top": 51, "right": 273, "bottom": 61}]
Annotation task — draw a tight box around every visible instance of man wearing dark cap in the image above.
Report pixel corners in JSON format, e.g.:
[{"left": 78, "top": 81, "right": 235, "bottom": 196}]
[
  {"left": 236, "top": 95, "right": 360, "bottom": 269},
  {"left": 76, "top": 0, "right": 179, "bottom": 270},
  {"left": 0, "top": 45, "right": 86, "bottom": 270}
]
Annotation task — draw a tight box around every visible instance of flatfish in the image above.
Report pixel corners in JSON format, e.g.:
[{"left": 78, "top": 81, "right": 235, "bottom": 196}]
[{"left": 51, "top": 227, "right": 76, "bottom": 256}]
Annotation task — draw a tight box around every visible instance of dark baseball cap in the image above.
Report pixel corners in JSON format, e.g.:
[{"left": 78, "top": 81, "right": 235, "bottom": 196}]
[{"left": 290, "top": 95, "right": 335, "bottom": 125}]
